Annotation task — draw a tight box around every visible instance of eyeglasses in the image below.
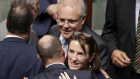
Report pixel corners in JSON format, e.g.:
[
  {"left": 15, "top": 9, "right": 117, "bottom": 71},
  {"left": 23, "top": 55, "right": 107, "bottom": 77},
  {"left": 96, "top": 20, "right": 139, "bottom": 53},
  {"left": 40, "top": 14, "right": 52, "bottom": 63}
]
[
  {"left": 73, "top": 32, "right": 92, "bottom": 37},
  {"left": 56, "top": 16, "right": 82, "bottom": 26}
]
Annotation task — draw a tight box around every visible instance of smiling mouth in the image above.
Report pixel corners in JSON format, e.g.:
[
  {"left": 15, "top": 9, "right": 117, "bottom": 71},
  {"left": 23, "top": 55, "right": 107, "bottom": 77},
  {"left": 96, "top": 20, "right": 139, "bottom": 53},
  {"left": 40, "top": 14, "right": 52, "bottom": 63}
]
[
  {"left": 70, "top": 62, "right": 79, "bottom": 67},
  {"left": 63, "top": 29, "right": 71, "bottom": 34}
]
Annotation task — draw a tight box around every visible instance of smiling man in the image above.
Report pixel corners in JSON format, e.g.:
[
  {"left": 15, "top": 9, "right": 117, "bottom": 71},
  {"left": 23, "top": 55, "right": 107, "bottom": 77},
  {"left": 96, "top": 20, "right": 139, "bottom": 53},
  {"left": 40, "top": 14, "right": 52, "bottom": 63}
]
[{"left": 47, "top": 0, "right": 109, "bottom": 71}]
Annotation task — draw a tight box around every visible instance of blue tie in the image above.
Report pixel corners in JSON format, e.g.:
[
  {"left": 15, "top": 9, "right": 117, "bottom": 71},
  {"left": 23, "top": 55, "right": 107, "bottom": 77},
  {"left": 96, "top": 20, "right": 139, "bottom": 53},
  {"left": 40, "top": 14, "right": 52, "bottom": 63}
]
[{"left": 62, "top": 38, "right": 68, "bottom": 57}]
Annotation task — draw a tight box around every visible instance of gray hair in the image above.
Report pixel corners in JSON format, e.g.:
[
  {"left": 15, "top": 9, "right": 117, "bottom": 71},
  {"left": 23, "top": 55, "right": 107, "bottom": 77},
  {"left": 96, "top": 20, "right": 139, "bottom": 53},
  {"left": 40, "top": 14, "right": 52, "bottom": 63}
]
[
  {"left": 10, "top": 0, "right": 41, "bottom": 8},
  {"left": 57, "top": 0, "right": 86, "bottom": 17}
]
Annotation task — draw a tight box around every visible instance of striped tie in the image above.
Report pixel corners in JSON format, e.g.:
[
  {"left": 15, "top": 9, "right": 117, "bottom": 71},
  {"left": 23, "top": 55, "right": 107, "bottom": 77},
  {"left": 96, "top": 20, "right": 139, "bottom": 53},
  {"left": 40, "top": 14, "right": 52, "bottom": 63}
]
[{"left": 133, "top": 11, "right": 140, "bottom": 74}]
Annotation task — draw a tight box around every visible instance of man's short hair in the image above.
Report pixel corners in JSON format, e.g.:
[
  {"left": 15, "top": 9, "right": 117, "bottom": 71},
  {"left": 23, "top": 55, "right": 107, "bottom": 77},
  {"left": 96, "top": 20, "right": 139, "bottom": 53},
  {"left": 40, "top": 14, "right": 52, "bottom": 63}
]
[
  {"left": 38, "top": 35, "right": 62, "bottom": 64},
  {"left": 57, "top": 0, "right": 86, "bottom": 17},
  {"left": 7, "top": 5, "right": 33, "bottom": 34},
  {"left": 10, "top": 0, "right": 41, "bottom": 8}
]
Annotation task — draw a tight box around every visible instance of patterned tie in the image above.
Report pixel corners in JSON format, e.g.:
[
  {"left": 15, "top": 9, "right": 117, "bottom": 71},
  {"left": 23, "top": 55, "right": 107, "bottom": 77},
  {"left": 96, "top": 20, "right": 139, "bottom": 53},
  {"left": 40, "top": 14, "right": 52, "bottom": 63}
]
[
  {"left": 133, "top": 10, "right": 140, "bottom": 74},
  {"left": 62, "top": 38, "right": 68, "bottom": 57}
]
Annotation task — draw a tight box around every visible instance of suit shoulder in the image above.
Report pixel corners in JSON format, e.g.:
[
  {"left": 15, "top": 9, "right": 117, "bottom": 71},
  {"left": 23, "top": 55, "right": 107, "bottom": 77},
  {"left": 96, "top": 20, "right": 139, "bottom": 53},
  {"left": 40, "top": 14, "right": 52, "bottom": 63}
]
[
  {"left": 66, "top": 70, "right": 95, "bottom": 79},
  {"left": 83, "top": 26, "right": 106, "bottom": 46},
  {"left": 31, "top": 72, "right": 47, "bottom": 79},
  {"left": 47, "top": 24, "right": 60, "bottom": 37}
]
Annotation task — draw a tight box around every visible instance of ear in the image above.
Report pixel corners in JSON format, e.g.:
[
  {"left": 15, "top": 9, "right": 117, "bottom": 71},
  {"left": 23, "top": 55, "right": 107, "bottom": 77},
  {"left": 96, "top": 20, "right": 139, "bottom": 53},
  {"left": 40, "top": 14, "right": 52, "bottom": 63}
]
[
  {"left": 53, "top": 13, "right": 57, "bottom": 20},
  {"left": 37, "top": 54, "right": 42, "bottom": 62},
  {"left": 5, "top": 20, "right": 7, "bottom": 27},
  {"left": 81, "top": 14, "right": 87, "bottom": 25},
  {"left": 61, "top": 46, "right": 65, "bottom": 57},
  {"left": 30, "top": 24, "right": 33, "bottom": 29},
  {"left": 34, "top": 1, "right": 39, "bottom": 10},
  {"left": 89, "top": 53, "right": 95, "bottom": 62},
  {"left": 28, "top": 24, "right": 32, "bottom": 33},
  {"left": 32, "top": 1, "right": 39, "bottom": 19}
]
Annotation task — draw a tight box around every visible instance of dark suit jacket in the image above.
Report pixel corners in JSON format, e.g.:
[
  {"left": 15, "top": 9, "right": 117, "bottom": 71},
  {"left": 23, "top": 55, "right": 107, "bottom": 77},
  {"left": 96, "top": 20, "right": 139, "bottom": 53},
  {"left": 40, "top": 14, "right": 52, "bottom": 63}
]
[
  {"left": 31, "top": 64, "right": 105, "bottom": 79},
  {"left": 0, "top": 20, "right": 38, "bottom": 48},
  {"left": 101, "top": 0, "right": 137, "bottom": 79},
  {"left": 47, "top": 25, "right": 109, "bottom": 71},
  {"left": 32, "top": 0, "right": 57, "bottom": 38},
  {"left": 0, "top": 37, "right": 43, "bottom": 79}
]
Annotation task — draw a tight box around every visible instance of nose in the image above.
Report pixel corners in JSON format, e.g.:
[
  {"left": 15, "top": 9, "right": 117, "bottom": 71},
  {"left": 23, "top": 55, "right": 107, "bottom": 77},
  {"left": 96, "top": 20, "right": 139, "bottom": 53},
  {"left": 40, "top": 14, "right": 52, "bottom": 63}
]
[
  {"left": 71, "top": 54, "right": 78, "bottom": 62},
  {"left": 63, "top": 21, "right": 69, "bottom": 28}
]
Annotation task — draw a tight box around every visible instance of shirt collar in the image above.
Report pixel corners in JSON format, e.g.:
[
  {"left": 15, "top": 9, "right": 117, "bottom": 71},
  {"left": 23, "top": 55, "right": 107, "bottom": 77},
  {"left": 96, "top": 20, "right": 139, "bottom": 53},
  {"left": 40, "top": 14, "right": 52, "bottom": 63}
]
[
  {"left": 5, "top": 35, "right": 24, "bottom": 40},
  {"left": 46, "top": 63, "right": 65, "bottom": 69}
]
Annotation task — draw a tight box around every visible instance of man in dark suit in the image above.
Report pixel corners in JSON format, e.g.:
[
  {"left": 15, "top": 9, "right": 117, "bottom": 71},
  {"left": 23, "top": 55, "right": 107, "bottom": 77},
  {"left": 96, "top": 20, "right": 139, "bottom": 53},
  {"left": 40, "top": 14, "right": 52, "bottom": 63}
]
[
  {"left": 32, "top": 0, "right": 57, "bottom": 38},
  {"left": 101, "top": 0, "right": 140, "bottom": 79},
  {"left": 47, "top": 0, "right": 109, "bottom": 71},
  {"left": 0, "top": 5, "right": 42, "bottom": 79},
  {"left": 31, "top": 35, "right": 104, "bottom": 79},
  {"left": 0, "top": 0, "right": 41, "bottom": 48},
  {"left": 32, "top": 0, "right": 88, "bottom": 39}
]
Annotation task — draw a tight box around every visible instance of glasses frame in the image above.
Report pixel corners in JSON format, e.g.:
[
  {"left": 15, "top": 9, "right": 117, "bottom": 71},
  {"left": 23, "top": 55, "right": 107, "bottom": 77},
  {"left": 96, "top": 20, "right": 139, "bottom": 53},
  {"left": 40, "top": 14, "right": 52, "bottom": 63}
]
[{"left": 56, "top": 16, "right": 83, "bottom": 26}]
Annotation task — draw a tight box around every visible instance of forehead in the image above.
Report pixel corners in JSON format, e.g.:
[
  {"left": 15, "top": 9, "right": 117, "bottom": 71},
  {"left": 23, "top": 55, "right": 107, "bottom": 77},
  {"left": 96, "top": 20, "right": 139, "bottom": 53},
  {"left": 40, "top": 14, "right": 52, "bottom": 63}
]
[
  {"left": 58, "top": 6, "right": 80, "bottom": 19},
  {"left": 69, "top": 40, "right": 89, "bottom": 53}
]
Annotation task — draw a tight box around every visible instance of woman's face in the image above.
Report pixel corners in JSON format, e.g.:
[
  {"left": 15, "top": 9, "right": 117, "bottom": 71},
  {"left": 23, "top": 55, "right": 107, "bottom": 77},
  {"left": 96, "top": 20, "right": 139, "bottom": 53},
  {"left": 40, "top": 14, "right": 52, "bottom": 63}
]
[{"left": 68, "top": 40, "right": 90, "bottom": 70}]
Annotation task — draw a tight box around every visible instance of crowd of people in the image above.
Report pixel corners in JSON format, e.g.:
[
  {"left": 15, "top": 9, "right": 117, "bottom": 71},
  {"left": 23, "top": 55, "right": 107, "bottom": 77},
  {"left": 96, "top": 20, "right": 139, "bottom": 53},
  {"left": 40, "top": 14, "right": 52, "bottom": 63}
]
[{"left": 0, "top": 0, "right": 140, "bottom": 79}]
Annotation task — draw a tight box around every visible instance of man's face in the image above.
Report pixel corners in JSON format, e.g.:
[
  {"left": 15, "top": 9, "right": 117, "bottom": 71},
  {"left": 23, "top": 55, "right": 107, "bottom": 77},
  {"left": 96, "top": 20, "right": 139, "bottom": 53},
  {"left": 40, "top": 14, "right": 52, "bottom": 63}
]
[{"left": 57, "top": 6, "right": 85, "bottom": 39}]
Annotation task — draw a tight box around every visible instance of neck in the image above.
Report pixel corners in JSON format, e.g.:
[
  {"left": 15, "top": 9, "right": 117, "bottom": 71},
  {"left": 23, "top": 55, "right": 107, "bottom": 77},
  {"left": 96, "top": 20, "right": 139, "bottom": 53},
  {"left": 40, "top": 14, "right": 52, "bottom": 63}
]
[
  {"left": 7, "top": 32, "right": 29, "bottom": 40},
  {"left": 44, "top": 58, "right": 65, "bottom": 67}
]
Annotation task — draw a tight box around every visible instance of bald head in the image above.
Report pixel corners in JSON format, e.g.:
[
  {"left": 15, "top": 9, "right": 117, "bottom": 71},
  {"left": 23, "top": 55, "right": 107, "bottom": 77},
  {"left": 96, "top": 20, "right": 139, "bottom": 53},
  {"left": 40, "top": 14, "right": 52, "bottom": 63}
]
[{"left": 38, "top": 35, "right": 62, "bottom": 64}]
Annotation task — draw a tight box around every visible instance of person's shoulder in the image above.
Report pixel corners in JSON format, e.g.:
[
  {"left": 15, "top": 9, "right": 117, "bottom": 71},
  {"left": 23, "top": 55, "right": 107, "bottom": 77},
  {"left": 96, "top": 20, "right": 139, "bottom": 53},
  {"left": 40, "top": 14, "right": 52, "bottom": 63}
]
[
  {"left": 30, "top": 72, "right": 47, "bottom": 79},
  {"left": 48, "top": 24, "right": 59, "bottom": 31},
  {"left": 47, "top": 24, "right": 60, "bottom": 37},
  {"left": 66, "top": 70, "right": 96, "bottom": 79},
  {"left": 82, "top": 25, "right": 106, "bottom": 46},
  {"left": 95, "top": 71, "right": 106, "bottom": 79}
]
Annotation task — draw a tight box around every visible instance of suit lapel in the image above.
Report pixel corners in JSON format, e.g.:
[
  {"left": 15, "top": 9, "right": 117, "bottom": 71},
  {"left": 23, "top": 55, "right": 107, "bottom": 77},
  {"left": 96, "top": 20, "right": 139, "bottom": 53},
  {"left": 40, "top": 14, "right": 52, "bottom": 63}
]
[{"left": 128, "top": 0, "right": 136, "bottom": 46}]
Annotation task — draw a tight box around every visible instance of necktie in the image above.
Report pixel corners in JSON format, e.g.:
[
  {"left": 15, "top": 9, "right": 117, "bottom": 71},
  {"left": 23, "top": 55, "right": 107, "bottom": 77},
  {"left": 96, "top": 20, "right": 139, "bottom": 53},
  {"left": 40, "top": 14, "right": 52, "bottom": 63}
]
[
  {"left": 133, "top": 10, "right": 140, "bottom": 74},
  {"left": 62, "top": 38, "right": 68, "bottom": 57}
]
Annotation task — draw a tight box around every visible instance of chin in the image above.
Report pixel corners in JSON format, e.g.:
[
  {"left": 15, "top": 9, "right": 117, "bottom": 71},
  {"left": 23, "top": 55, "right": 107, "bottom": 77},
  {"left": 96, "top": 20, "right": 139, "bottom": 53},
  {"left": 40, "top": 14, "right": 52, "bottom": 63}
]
[
  {"left": 69, "top": 66, "right": 80, "bottom": 70},
  {"left": 62, "top": 34, "right": 71, "bottom": 39},
  {"left": 70, "top": 67, "right": 78, "bottom": 70}
]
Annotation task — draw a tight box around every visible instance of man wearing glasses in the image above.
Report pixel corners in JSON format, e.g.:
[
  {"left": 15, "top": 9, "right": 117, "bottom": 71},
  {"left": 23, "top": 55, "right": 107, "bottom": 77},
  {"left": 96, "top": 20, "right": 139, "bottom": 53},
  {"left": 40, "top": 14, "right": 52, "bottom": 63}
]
[{"left": 47, "top": 0, "right": 109, "bottom": 71}]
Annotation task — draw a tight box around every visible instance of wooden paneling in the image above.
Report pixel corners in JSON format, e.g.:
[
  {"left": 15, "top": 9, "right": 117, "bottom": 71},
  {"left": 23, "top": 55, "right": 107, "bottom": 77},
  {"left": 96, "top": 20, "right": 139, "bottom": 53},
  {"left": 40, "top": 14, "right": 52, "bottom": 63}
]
[{"left": 87, "top": 0, "right": 92, "bottom": 28}]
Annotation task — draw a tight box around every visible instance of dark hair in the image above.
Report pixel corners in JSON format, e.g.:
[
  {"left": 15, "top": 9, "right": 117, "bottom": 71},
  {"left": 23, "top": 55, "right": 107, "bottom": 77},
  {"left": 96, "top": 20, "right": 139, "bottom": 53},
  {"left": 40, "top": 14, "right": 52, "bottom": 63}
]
[
  {"left": 38, "top": 36, "right": 62, "bottom": 64},
  {"left": 7, "top": 5, "right": 33, "bottom": 34},
  {"left": 68, "top": 32, "right": 101, "bottom": 72}
]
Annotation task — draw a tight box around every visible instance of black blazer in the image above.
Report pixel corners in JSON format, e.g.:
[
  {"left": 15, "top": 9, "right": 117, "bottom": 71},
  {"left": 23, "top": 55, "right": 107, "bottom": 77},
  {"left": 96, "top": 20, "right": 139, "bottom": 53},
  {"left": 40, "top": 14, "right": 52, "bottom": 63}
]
[
  {"left": 48, "top": 25, "right": 109, "bottom": 71},
  {"left": 0, "top": 37, "right": 42, "bottom": 79},
  {"left": 102, "top": 0, "right": 136, "bottom": 79},
  {"left": 31, "top": 64, "right": 105, "bottom": 79}
]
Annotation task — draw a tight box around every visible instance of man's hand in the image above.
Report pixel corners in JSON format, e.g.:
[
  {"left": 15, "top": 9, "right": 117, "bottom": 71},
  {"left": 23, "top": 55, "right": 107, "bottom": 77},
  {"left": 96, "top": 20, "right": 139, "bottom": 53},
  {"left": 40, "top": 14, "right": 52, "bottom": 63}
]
[
  {"left": 59, "top": 72, "right": 77, "bottom": 79},
  {"left": 45, "top": 4, "right": 57, "bottom": 20},
  {"left": 100, "top": 68, "right": 110, "bottom": 78},
  {"left": 23, "top": 77, "right": 28, "bottom": 79},
  {"left": 111, "top": 50, "right": 131, "bottom": 67}
]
